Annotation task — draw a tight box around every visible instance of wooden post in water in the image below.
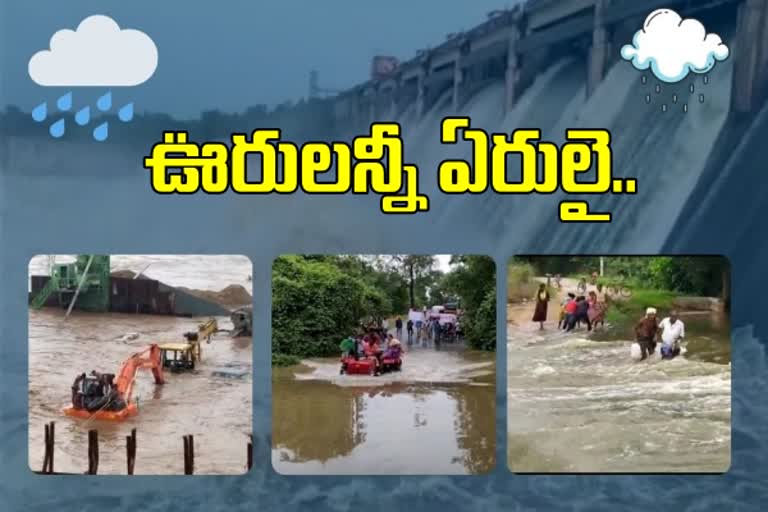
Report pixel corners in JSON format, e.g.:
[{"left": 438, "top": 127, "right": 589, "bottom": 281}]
[
  {"left": 126, "top": 429, "right": 137, "bottom": 475},
  {"left": 183, "top": 435, "right": 195, "bottom": 475},
  {"left": 87, "top": 429, "right": 99, "bottom": 474},
  {"left": 247, "top": 435, "right": 253, "bottom": 471},
  {"left": 42, "top": 422, "right": 55, "bottom": 474}
]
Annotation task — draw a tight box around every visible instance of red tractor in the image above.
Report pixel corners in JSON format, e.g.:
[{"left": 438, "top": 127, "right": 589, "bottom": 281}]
[{"left": 340, "top": 354, "right": 402, "bottom": 376}]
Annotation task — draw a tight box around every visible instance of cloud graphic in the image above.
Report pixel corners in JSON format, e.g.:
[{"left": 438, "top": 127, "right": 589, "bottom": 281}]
[
  {"left": 620, "top": 9, "right": 729, "bottom": 83},
  {"left": 28, "top": 14, "right": 158, "bottom": 87}
]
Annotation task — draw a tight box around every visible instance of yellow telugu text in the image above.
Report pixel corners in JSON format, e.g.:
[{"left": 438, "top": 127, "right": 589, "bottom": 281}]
[
  {"left": 143, "top": 119, "right": 636, "bottom": 222},
  {"left": 439, "top": 117, "right": 636, "bottom": 222},
  {"left": 143, "top": 125, "right": 429, "bottom": 214}
]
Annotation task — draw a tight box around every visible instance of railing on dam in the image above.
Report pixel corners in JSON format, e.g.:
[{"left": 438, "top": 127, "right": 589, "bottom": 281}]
[{"left": 334, "top": 0, "right": 744, "bottom": 105}]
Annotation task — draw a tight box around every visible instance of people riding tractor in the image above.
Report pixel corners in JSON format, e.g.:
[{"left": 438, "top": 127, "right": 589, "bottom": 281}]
[
  {"left": 340, "top": 336, "right": 357, "bottom": 359},
  {"left": 635, "top": 307, "right": 659, "bottom": 361},
  {"left": 384, "top": 334, "right": 404, "bottom": 360},
  {"left": 658, "top": 310, "right": 685, "bottom": 359},
  {"left": 364, "top": 335, "right": 384, "bottom": 370}
]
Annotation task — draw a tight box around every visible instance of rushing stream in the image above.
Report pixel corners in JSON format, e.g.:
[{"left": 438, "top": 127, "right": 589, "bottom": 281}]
[
  {"left": 272, "top": 346, "right": 495, "bottom": 475},
  {"left": 507, "top": 305, "right": 731, "bottom": 473}
]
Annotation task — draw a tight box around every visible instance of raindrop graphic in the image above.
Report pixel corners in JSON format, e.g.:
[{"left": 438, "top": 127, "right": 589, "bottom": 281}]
[
  {"left": 703, "top": 75, "right": 710, "bottom": 85},
  {"left": 641, "top": 75, "right": 648, "bottom": 85},
  {"left": 662, "top": 104, "right": 668, "bottom": 112},
  {"left": 672, "top": 94, "right": 678, "bottom": 104},
  {"left": 699, "top": 94, "right": 705, "bottom": 103},
  {"left": 97, "top": 91, "right": 113, "bottom": 112},
  {"left": 683, "top": 104, "right": 689, "bottom": 113},
  {"left": 93, "top": 122, "right": 109, "bottom": 142},
  {"left": 690, "top": 83, "right": 695, "bottom": 94},
  {"left": 655, "top": 84, "right": 661, "bottom": 94},
  {"left": 57, "top": 92, "right": 73, "bottom": 111},
  {"left": 645, "top": 94, "right": 651, "bottom": 104},
  {"left": 118, "top": 103, "right": 134, "bottom": 122},
  {"left": 49, "top": 119, "right": 65, "bottom": 138},
  {"left": 31, "top": 102, "right": 47, "bottom": 122},
  {"left": 75, "top": 106, "right": 91, "bottom": 126}
]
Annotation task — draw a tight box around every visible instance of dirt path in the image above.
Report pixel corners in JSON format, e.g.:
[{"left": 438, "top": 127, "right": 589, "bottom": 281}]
[{"left": 507, "top": 276, "right": 580, "bottom": 328}]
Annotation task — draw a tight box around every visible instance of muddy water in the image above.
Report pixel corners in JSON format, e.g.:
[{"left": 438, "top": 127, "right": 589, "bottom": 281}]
[
  {"left": 272, "top": 346, "right": 495, "bottom": 475},
  {"left": 28, "top": 255, "right": 253, "bottom": 475},
  {"left": 508, "top": 307, "right": 731, "bottom": 473}
]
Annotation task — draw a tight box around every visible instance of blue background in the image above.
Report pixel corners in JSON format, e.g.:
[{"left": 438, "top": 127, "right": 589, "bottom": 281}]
[{"left": 2, "top": 0, "right": 768, "bottom": 510}]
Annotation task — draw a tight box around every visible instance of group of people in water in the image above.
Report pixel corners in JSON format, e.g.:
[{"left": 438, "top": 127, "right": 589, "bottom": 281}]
[
  {"left": 71, "top": 371, "right": 126, "bottom": 412},
  {"left": 533, "top": 273, "right": 608, "bottom": 332},
  {"left": 340, "top": 329, "right": 405, "bottom": 369},
  {"left": 531, "top": 272, "right": 687, "bottom": 362},
  {"left": 634, "top": 307, "right": 685, "bottom": 361}
]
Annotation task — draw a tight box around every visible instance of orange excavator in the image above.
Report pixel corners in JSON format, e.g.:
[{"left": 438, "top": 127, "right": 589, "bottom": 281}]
[{"left": 64, "top": 344, "right": 165, "bottom": 421}]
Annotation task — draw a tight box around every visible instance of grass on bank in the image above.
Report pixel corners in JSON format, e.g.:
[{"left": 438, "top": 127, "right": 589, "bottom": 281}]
[
  {"left": 605, "top": 288, "right": 680, "bottom": 325},
  {"left": 273, "top": 353, "right": 301, "bottom": 367},
  {"left": 507, "top": 263, "right": 556, "bottom": 303}
]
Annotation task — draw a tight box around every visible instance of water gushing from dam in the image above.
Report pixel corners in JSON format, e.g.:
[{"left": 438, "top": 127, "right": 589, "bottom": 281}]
[{"left": 352, "top": 13, "right": 736, "bottom": 254}]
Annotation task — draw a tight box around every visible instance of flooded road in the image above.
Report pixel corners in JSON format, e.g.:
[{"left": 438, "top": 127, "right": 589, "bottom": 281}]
[
  {"left": 272, "top": 346, "right": 495, "bottom": 475},
  {"left": 28, "top": 255, "right": 252, "bottom": 475},
  {"left": 508, "top": 305, "right": 731, "bottom": 473}
]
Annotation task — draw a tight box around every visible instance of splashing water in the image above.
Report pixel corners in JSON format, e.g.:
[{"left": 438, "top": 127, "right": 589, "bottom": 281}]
[
  {"left": 56, "top": 92, "right": 72, "bottom": 111},
  {"left": 118, "top": 103, "right": 134, "bottom": 122},
  {"left": 93, "top": 122, "right": 109, "bottom": 142},
  {"left": 75, "top": 106, "right": 91, "bottom": 126},
  {"left": 97, "top": 91, "right": 112, "bottom": 112},
  {"left": 31, "top": 102, "right": 47, "bottom": 122},
  {"left": 49, "top": 119, "right": 65, "bottom": 138}
]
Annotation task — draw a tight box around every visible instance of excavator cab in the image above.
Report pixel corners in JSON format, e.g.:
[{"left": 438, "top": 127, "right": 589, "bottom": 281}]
[{"left": 159, "top": 343, "right": 196, "bottom": 372}]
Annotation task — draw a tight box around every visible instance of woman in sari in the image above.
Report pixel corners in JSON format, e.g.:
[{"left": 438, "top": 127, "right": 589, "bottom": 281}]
[
  {"left": 532, "top": 283, "right": 550, "bottom": 330},
  {"left": 588, "top": 290, "right": 607, "bottom": 329}
]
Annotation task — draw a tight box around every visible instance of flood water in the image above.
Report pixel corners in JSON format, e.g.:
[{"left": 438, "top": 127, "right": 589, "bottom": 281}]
[
  {"left": 508, "top": 304, "right": 731, "bottom": 473},
  {"left": 28, "top": 255, "right": 253, "bottom": 475},
  {"left": 272, "top": 346, "right": 496, "bottom": 475}
]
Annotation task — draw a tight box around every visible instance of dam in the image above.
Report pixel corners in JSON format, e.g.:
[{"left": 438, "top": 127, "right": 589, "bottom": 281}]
[{"left": 332, "top": 0, "right": 767, "bottom": 129}]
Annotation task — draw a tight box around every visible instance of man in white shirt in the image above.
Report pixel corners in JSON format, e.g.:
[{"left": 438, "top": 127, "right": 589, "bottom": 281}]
[{"left": 658, "top": 310, "right": 685, "bottom": 359}]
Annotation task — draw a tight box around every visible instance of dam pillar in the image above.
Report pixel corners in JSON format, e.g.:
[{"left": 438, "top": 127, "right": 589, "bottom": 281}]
[
  {"left": 368, "top": 86, "right": 376, "bottom": 125},
  {"left": 587, "top": 0, "right": 612, "bottom": 98},
  {"left": 504, "top": 18, "right": 523, "bottom": 113},
  {"left": 416, "top": 57, "right": 431, "bottom": 119},
  {"left": 452, "top": 53, "right": 463, "bottom": 111},
  {"left": 732, "top": 0, "right": 768, "bottom": 113},
  {"left": 452, "top": 39, "right": 470, "bottom": 111}
]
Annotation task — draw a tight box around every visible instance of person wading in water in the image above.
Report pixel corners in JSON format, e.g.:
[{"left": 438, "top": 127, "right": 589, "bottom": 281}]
[
  {"left": 634, "top": 307, "right": 659, "bottom": 361},
  {"left": 532, "top": 283, "right": 550, "bottom": 330}
]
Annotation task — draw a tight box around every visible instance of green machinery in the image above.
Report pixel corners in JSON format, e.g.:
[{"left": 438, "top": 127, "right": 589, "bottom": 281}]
[{"left": 31, "top": 255, "right": 111, "bottom": 313}]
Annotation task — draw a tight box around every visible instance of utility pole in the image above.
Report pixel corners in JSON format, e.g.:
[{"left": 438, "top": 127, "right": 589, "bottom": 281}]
[{"left": 599, "top": 257, "right": 605, "bottom": 277}]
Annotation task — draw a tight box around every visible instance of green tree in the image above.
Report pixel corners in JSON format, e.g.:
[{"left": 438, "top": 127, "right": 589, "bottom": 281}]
[
  {"left": 386, "top": 255, "right": 436, "bottom": 309},
  {"left": 444, "top": 256, "right": 496, "bottom": 350}
]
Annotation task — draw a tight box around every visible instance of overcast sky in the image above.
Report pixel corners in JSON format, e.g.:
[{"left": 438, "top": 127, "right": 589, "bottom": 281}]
[{"left": 2, "top": 0, "right": 518, "bottom": 118}]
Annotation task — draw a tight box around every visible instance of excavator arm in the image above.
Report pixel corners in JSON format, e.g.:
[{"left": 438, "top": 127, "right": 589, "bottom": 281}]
[{"left": 115, "top": 344, "right": 165, "bottom": 404}]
